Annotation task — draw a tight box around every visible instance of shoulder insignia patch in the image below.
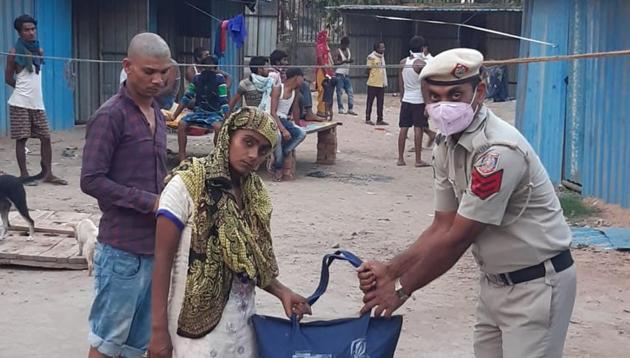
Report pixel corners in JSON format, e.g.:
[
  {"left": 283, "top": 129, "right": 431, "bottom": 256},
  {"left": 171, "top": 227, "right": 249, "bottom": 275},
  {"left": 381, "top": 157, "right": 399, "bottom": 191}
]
[
  {"left": 474, "top": 151, "right": 500, "bottom": 175},
  {"left": 471, "top": 168, "right": 503, "bottom": 200}
]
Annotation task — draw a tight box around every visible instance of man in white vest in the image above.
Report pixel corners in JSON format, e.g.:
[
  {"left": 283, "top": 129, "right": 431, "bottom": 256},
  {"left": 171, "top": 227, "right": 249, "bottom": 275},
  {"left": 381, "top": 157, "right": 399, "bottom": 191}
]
[
  {"left": 4, "top": 14, "right": 66, "bottom": 185},
  {"left": 333, "top": 36, "right": 357, "bottom": 115}
]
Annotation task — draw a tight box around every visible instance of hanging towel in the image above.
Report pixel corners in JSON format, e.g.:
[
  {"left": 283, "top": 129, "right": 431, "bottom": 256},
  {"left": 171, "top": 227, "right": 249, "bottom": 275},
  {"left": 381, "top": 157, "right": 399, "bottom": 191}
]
[
  {"left": 228, "top": 14, "right": 248, "bottom": 48},
  {"left": 221, "top": 20, "right": 229, "bottom": 53},
  {"left": 14, "top": 38, "right": 43, "bottom": 74},
  {"left": 213, "top": 20, "right": 229, "bottom": 58}
]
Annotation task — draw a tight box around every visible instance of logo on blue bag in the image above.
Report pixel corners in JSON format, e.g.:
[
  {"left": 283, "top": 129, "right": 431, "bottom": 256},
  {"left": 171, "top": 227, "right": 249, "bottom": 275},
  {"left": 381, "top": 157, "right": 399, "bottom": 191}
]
[
  {"left": 290, "top": 338, "right": 368, "bottom": 358},
  {"left": 350, "top": 338, "right": 368, "bottom": 358}
]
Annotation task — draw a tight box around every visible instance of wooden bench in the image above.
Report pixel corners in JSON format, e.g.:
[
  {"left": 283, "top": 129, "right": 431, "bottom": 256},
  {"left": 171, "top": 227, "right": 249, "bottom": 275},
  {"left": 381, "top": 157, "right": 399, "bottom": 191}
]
[{"left": 280, "top": 121, "right": 340, "bottom": 180}]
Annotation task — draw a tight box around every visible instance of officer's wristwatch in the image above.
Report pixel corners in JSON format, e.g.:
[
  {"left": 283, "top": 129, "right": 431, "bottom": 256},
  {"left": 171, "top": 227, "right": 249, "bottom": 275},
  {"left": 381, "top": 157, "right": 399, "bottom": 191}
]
[{"left": 394, "top": 278, "right": 410, "bottom": 301}]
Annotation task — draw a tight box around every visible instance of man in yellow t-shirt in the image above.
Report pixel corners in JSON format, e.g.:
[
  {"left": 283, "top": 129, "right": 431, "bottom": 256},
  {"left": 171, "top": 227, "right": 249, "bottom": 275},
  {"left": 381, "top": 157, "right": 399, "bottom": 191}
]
[{"left": 365, "top": 41, "right": 388, "bottom": 126}]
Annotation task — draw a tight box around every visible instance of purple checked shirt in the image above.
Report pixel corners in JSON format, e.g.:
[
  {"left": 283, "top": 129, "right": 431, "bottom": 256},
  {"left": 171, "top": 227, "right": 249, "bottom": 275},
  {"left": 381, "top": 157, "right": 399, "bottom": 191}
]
[{"left": 80, "top": 85, "right": 167, "bottom": 255}]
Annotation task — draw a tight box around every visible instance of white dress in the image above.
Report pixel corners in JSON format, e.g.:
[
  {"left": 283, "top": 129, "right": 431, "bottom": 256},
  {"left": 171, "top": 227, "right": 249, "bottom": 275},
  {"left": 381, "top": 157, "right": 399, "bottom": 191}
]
[{"left": 158, "top": 176, "right": 259, "bottom": 358}]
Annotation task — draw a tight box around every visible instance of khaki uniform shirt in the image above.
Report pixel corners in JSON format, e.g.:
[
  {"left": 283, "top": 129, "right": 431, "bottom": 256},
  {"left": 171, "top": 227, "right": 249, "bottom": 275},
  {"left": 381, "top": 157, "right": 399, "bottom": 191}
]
[{"left": 432, "top": 106, "right": 571, "bottom": 274}]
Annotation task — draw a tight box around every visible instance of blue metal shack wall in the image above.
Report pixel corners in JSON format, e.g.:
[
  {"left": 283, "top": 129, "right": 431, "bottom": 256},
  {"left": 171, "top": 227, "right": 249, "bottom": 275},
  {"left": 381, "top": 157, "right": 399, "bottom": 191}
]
[
  {"left": 515, "top": 0, "right": 570, "bottom": 184},
  {"left": 517, "top": 0, "right": 630, "bottom": 208},
  {"left": 36, "top": 0, "right": 74, "bottom": 131},
  {"left": 0, "top": 0, "right": 74, "bottom": 136},
  {"left": 573, "top": 0, "right": 630, "bottom": 208}
]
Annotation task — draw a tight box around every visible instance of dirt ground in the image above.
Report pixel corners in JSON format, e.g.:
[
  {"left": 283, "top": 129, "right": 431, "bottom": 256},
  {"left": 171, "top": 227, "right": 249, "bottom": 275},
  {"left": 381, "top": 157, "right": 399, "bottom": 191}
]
[{"left": 1, "top": 96, "right": 629, "bottom": 357}]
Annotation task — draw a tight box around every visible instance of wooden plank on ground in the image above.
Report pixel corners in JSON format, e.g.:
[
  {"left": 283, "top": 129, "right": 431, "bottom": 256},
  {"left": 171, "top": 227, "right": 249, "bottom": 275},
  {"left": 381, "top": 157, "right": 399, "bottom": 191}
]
[
  {"left": 0, "top": 210, "right": 89, "bottom": 270},
  {"left": 0, "top": 257, "right": 85, "bottom": 270},
  {"left": 35, "top": 235, "right": 79, "bottom": 262}
]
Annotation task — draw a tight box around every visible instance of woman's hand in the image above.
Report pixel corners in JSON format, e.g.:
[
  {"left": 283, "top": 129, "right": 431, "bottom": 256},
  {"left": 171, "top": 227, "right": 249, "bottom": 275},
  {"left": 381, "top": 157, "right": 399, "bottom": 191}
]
[
  {"left": 146, "top": 328, "right": 172, "bottom": 358},
  {"left": 279, "top": 288, "right": 312, "bottom": 320}
]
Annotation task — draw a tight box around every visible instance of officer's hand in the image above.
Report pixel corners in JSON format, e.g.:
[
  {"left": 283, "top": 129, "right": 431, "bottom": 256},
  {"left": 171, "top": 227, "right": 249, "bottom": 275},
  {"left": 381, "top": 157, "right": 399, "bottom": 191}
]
[
  {"left": 358, "top": 261, "right": 403, "bottom": 317},
  {"left": 361, "top": 287, "right": 405, "bottom": 318}
]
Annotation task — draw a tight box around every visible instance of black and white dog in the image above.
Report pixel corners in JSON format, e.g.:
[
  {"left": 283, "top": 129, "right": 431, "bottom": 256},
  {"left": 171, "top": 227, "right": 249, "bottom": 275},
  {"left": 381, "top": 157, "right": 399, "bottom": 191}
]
[{"left": 0, "top": 171, "right": 44, "bottom": 241}]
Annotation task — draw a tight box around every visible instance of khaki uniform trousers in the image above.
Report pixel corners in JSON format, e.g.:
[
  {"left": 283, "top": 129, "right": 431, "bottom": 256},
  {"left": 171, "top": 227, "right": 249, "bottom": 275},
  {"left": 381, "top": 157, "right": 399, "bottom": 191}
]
[{"left": 474, "top": 261, "right": 577, "bottom": 358}]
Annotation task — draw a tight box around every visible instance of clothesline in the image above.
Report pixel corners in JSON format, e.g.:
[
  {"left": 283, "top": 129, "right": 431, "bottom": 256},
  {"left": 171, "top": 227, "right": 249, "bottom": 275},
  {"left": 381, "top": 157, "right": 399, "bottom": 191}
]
[{"left": 1, "top": 49, "right": 629, "bottom": 68}]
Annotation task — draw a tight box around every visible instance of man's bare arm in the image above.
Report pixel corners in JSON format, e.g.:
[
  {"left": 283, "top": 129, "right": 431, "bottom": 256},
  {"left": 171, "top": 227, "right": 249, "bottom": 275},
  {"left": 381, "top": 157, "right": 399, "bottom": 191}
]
[
  {"left": 397, "top": 215, "right": 486, "bottom": 294},
  {"left": 5, "top": 49, "right": 16, "bottom": 88},
  {"left": 398, "top": 58, "right": 406, "bottom": 100}
]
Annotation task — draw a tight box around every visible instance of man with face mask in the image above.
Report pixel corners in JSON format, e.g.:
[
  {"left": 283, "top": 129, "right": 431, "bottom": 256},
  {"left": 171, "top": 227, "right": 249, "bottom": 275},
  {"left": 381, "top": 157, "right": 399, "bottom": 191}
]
[{"left": 357, "top": 48, "right": 576, "bottom": 358}]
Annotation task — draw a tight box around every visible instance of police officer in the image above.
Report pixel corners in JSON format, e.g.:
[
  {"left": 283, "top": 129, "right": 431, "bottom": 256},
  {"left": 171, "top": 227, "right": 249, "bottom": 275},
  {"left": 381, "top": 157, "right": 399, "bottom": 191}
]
[{"left": 357, "top": 48, "right": 576, "bottom": 358}]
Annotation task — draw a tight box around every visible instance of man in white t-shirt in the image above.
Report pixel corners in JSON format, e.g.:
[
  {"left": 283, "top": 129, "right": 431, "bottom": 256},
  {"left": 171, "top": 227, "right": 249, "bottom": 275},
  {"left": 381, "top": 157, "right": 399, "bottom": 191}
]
[
  {"left": 4, "top": 14, "right": 66, "bottom": 185},
  {"left": 333, "top": 36, "right": 357, "bottom": 115},
  {"left": 397, "top": 36, "right": 436, "bottom": 167}
]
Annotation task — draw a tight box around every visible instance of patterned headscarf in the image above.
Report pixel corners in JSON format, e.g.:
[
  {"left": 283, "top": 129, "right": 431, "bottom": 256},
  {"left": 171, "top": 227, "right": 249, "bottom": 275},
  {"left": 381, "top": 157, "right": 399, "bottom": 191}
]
[{"left": 169, "top": 107, "right": 279, "bottom": 338}]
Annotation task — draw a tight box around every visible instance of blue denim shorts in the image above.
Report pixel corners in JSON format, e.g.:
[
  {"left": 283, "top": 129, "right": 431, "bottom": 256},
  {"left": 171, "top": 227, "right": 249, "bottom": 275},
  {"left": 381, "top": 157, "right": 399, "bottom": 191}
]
[{"left": 88, "top": 243, "right": 154, "bottom": 358}]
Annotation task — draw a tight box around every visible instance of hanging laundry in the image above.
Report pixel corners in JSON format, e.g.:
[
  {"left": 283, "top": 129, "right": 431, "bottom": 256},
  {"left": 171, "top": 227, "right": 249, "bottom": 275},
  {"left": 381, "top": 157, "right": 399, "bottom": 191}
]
[
  {"left": 228, "top": 14, "right": 248, "bottom": 48},
  {"left": 214, "top": 20, "right": 229, "bottom": 58},
  {"left": 221, "top": 20, "right": 228, "bottom": 53}
]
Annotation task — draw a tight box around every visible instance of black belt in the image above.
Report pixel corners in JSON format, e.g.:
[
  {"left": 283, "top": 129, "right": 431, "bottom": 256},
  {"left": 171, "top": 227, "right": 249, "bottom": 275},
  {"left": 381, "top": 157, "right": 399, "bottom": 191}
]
[{"left": 498, "top": 250, "right": 573, "bottom": 285}]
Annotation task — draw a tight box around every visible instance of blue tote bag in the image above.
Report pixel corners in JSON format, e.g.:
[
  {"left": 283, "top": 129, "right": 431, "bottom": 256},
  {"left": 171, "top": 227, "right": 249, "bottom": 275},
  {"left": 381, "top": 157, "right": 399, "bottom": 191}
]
[{"left": 252, "top": 250, "right": 403, "bottom": 358}]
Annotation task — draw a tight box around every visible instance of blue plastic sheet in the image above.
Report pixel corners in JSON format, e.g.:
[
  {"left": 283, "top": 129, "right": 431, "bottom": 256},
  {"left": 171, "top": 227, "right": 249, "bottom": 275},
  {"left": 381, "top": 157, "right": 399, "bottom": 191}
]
[{"left": 571, "top": 227, "right": 630, "bottom": 250}]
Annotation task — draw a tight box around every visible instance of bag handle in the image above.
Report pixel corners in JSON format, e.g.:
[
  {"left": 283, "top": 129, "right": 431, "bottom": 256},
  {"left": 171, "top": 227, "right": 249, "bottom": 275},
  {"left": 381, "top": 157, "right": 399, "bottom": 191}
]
[{"left": 306, "top": 250, "right": 364, "bottom": 306}]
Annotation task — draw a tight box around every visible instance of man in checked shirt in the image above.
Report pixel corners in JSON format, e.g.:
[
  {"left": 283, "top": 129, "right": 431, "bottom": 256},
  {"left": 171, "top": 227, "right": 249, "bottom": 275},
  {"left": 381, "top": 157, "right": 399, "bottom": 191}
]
[{"left": 80, "top": 33, "right": 171, "bottom": 358}]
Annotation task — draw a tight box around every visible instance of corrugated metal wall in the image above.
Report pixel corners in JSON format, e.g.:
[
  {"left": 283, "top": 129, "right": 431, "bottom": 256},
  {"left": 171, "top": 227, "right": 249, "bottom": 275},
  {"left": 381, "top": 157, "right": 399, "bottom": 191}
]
[
  {"left": 343, "top": 13, "right": 411, "bottom": 94},
  {"left": 244, "top": 0, "right": 277, "bottom": 61},
  {"left": 570, "top": 0, "right": 630, "bottom": 208},
  {"left": 99, "top": 0, "right": 148, "bottom": 103},
  {"left": 515, "top": 0, "right": 570, "bottom": 184},
  {"left": 72, "top": 0, "right": 99, "bottom": 123},
  {"left": 342, "top": 10, "right": 521, "bottom": 94},
  {"left": 0, "top": 0, "right": 35, "bottom": 136},
  {"left": 485, "top": 12, "right": 521, "bottom": 96},
  {"left": 1, "top": 0, "right": 74, "bottom": 135},
  {"left": 37, "top": 0, "right": 74, "bottom": 131},
  {"left": 518, "top": 0, "right": 630, "bottom": 208}
]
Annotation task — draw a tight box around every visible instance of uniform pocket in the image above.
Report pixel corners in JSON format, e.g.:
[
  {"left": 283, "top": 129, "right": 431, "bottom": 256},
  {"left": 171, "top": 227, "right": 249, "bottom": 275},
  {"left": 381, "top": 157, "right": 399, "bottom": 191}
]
[
  {"left": 111, "top": 251, "right": 141, "bottom": 278},
  {"left": 513, "top": 280, "right": 552, "bottom": 328}
]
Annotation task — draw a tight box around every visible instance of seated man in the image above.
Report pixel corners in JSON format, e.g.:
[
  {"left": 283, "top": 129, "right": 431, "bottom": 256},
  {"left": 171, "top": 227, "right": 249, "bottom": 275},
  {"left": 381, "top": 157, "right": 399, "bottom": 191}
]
[
  {"left": 228, "top": 56, "right": 274, "bottom": 113},
  {"left": 268, "top": 49, "right": 322, "bottom": 122},
  {"left": 172, "top": 55, "right": 228, "bottom": 162},
  {"left": 270, "top": 67, "right": 307, "bottom": 181}
]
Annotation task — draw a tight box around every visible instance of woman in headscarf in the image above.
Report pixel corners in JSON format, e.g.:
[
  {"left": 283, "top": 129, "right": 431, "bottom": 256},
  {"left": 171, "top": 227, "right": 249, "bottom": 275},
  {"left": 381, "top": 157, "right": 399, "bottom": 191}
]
[
  {"left": 315, "top": 28, "right": 335, "bottom": 118},
  {"left": 147, "top": 107, "right": 311, "bottom": 358}
]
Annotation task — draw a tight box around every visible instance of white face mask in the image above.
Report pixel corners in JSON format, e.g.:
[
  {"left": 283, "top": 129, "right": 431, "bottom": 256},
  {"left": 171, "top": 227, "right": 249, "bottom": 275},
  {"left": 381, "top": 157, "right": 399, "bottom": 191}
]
[{"left": 426, "top": 88, "right": 479, "bottom": 136}]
